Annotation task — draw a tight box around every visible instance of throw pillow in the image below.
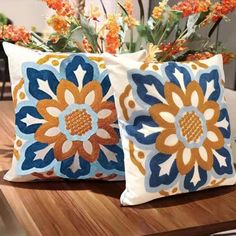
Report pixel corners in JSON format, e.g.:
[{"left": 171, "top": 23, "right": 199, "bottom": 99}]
[
  {"left": 104, "top": 53, "right": 236, "bottom": 205},
  {"left": 3, "top": 42, "right": 144, "bottom": 182}
]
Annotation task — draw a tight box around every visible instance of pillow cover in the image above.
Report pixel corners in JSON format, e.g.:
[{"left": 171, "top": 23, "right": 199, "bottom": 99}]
[
  {"left": 225, "top": 88, "right": 236, "bottom": 141},
  {"left": 104, "top": 53, "right": 236, "bottom": 205},
  {"left": 3, "top": 42, "right": 145, "bottom": 182}
]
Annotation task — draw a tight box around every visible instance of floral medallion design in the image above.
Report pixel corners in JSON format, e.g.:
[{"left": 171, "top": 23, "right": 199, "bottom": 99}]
[
  {"left": 126, "top": 62, "right": 234, "bottom": 192},
  {"left": 15, "top": 54, "right": 124, "bottom": 179}
]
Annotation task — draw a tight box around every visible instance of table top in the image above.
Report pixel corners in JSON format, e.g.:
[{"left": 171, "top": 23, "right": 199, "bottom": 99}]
[{"left": 0, "top": 101, "right": 236, "bottom": 236}]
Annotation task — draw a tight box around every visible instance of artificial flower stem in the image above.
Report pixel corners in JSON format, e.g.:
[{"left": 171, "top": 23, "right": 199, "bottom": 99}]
[
  {"left": 99, "top": 0, "right": 108, "bottom": 18},
  {"left": 137, "top": 0, "right": 145, "bottom": 24},
  {"left": 157, "top": 25, "right": 167, "bottom": 46},
  {"left": 215, "top": 24, "right": 220, "bottom": 51},
  {"left": 129, "top": 28, "right": 134, "bottom": 52},
  {"left": 31, "top": 32, "right": 53, "bottom": 51}
]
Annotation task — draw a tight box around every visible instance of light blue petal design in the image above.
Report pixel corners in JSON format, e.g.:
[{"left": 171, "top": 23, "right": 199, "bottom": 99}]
[
  {"left": 212, "top": 145, "right": 234, "bottom": 176},
  {"left": 128, "top": 70, "right": 166, "bottom": 108},
  {"left": 163, "top": 61, "right": 192, "bottom": 90},
  {"left": 16, "top": 140, "right": 57, "bottom": 175},
  {"left": 183, "top": 165, "right": 208, "bottom": 191},
  {"left": 22, "top": 62, "right": 61, "bottom": 101},
  {"left": 126, "top": 115, "right": 160, "bottom": 145},
  {"left": 146, "top": 152, "right": 179, "bottom": 192},
  {"left": 60, "top": 54, "right": 100, "bottom": 87},
  {"left": 197, "top": 66, "right": 222, "bottom": 102}
]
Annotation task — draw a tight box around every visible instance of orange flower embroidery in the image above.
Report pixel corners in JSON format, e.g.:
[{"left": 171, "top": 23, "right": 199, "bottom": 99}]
[
  {"left": 149, "top": 81, "right": 223, "bottom": 174},
  {"left": 35, "top": 80, "right": 118, "bottom": 162}
]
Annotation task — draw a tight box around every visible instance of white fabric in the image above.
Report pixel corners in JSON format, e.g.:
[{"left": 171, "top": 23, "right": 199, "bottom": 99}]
[
  {"left": 3, "top": 42, "right": 146, "bottom": 182},
  {"left": 104, "top": 53, "right": 236, "bottom": 206}
]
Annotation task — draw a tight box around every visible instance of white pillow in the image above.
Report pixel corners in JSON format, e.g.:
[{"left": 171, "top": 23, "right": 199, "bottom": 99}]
[
  {"left": 104, "top": 53, "right": 236, "bottom": 205},
  {"left": 3, "top": 42, "right": 146, "bottom": 182},
  {"left": 225, "top": 88, "right": 236, "bottom": 139}
]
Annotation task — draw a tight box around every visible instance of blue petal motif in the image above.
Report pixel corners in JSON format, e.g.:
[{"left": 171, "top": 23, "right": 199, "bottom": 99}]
[
  {"left": 126, "top": 115, "right": 159, "bottom": 145},
  {"left": 25, "top": 67, "right": 59, "bottom": 100},
  {"left": 149, "top": 153, "right": 178, "bottom": 188},
  {"left": 184, "top": 166, "right": 208, "bottom": 191},
  {"left": 16, "top": 106, "right": 43, "bottom": 135},
  {"left": 22, "top": 142, "right": 55, "bottom": 170},
  {"left": 199, "top": 69, "right": 221, "bottom": 101},
  {"left": 60, "top": 156, "right": 91, "bottom": 178},
  {"left": 63, "top": 55, "right": 99, "bottom": 87},
  {"left": 164, "top": 62, "right": 191, "bottom": 89},
  {"left": 101, "top": 73, "right": 112, "bottom": 98},
  {"left": 213, "top": 146, "right": 233, "bottom": 176},
  {"left": 130, "top": 72, "right": 165, "bottom": 106},
  {"left": 98, "top": 144, "right": 125, "bottom": 171},
  {"left": 17, "top": 55, "right": 124, "bottom": 180},
  {"left": 218, "top": 108, "right": 231, "bottom": 140}
]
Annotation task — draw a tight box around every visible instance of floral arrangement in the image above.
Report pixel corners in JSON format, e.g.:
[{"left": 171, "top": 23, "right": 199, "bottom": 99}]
[{"left": 0, "top": 0, "right": 236, "bottom": 63}]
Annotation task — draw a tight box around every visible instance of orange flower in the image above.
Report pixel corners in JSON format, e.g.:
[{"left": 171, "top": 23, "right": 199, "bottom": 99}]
[
  {"left": 0, "top": 25, "right": 31, "bottom": 44},
  {"left": 124, "top": 0, "right": 133, "bottom": 15},
  {"left": 42, "top": 0, "right": 75, "bottom": 17},
  {"left": 209, "top": 0, "right": 236, "bottom": 22},
  {"left": 105, "top": 16, "right": 121, "bottom": 54},
  {"left": 47, "top": 14, "right": 69, "bottom": 35},
  {"left": 186, "top": 52, "right": 236, "bottom": 64},
  {"left": 124, "top": 15, "right": 139, "bottom": 28},
  {"left": 186, "top": 52, "right": 214, "bottom": 61},
  {"left": 160, "top": 40, "right": 187, "bottom": 55},
  {"left": 173, "top": 0, "right": 211, "bottom": 17},
  {"left": 152, "top": 0, "right": 168, "bottom": 20},
  {"left": 222, "top": 52, "right": 236, "bottom": 64},
  {"left": 152, "top": 7, "right": 164, "bottom": 20},
  {"left": 124, "top": 0, "right": 138, "bottom": 28}
]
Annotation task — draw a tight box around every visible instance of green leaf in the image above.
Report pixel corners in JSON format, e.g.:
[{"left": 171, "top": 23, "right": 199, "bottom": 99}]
[
  {"left": 70, "top": 27, "right": 84, "bottom": 44},
  {"left": 79, "top": 14, "right": 98, "bottom": 52},
  {"left": 125, "top": 42, "right": 136, "bottom": 52},
  {"left": 47, "top": 37, "right": 68, "bottom": 51},
  {"left": 196, "top": 11, "right": 209, "bottom": 25},
  {"left": 174, "top": 23, "right": 182, "bottom": 40},
  {"left": 137, "top": 25, "right": 147, "bottom": 37},
  {"left": 184, "top": 11, "right": 210, "bottom": 39},
  {"left": 154, "top": 10, "right": 182, "bottom": 44},
  {"left": 70, "top": 22, "right": 79, "bottom": 32},
  {"left": 137, "top": 24, "right": 155, "bottom": 43},
  {"left": 47, "top": 36, "right": 81, "bottom": 52},
  {"left": 185, "top": 13, "right": 201, "bottom": 38},
  {"left": 0, "top": 13, "right": 7, "bottom": 25}
]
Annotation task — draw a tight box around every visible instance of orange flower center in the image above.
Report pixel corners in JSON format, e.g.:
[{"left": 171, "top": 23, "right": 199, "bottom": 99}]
[
  {"left": 65, "top": 109, "right": 92, "bottom": 136},
  {"left": 179, "top": 111, "right": 203, "bottom": 143}
]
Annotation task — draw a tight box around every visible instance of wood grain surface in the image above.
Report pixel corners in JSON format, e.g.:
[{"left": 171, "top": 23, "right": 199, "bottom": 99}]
[
  {"left": 0, "top": 101, "right": 236, "bottom": 236},
  {"left": 0, "top": 190, "right": 26, "bottom": 236}
]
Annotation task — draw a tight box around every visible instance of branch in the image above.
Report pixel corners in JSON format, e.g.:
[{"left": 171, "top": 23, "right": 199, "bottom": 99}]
[
  {"left": 138, "top": 0, "right": 145, "bottom": 24},
  {"left": 208, "top": 18, "right": 222, "bottom": 38},
  {"left": 99, "top": 0, "right": 107, "bottom": 18}
]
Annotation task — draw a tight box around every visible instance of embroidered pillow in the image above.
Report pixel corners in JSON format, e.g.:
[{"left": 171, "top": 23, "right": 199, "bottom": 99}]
[
  {"left": 3, "top": 42, "right": 144, "bottom": 182},
  {"left": 104, "top": 53, "right": 236, "bottom": 205}
]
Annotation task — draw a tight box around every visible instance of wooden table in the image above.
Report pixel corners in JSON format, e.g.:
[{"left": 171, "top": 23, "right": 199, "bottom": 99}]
[{"left": 1, "top": 101, "right": 236, "bottom": 236}]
